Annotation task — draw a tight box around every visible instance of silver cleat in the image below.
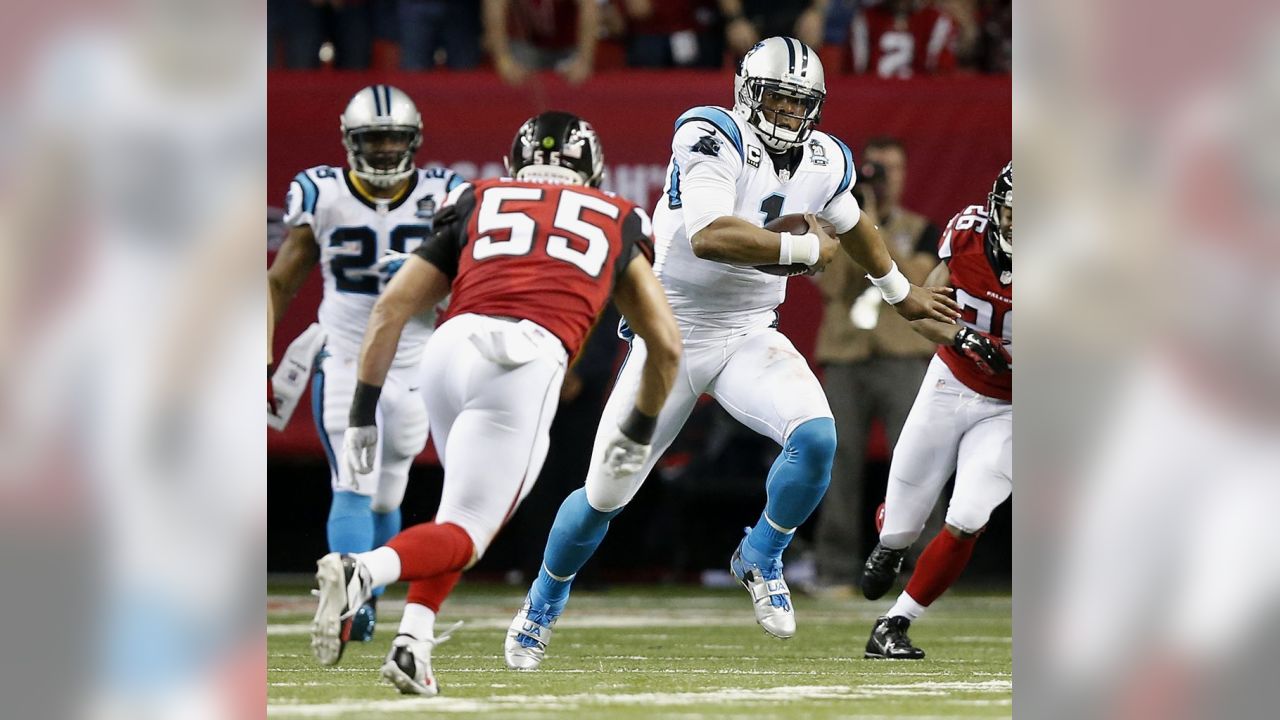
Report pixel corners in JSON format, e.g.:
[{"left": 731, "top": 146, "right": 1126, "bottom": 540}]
[
  {"left": 504, "top": 598, "right": 557, "bottom": 670},
  {"left": 731, "top": 546, "right": 796, "bottom": 639}
]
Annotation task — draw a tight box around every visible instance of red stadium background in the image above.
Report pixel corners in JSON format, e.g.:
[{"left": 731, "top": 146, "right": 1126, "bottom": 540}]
[{"left": 268, "top": 70, "right": 1011, "bottom": 460}]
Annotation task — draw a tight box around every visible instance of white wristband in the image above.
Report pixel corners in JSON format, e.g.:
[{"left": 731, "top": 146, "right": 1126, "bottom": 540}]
[
  {"left": 779, "top": 232, "right": 821, "bottom": 266},
  {"left": 867, "top": 262, "right": 911, "bottom": 304}
]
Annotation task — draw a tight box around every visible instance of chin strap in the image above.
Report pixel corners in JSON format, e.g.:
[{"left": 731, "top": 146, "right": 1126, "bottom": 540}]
[{"left": 355, "top": 168, "right": 414, "bottom": 190}]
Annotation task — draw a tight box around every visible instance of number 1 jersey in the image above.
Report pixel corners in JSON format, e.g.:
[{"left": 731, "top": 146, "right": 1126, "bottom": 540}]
[
  {"left": 415, "top": 178, "right": 655, "bottom": 358},
  {"left": 652, "top": 106, "right": 862, "bottom": 328}
]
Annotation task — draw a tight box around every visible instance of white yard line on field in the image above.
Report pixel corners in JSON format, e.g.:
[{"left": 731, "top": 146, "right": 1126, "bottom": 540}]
[
  {"left": 268, "top": 612, "right": 759, "bottom": 635},
  {"left": 268, "top": 681, "right": 1013, "bottom": 716}
]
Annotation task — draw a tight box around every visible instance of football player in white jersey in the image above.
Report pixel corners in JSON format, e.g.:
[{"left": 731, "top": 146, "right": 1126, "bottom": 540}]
[
  {"left": 268, "top": 85, "right": 462, "bottom": 642},
  {"left": 507, "top": 37, "right": 959, "bottom": 668}
]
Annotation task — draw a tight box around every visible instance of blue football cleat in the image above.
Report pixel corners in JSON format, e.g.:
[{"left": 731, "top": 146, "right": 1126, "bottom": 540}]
[{"left": 349, "top": 599, "right": 377, "bottom": 642}]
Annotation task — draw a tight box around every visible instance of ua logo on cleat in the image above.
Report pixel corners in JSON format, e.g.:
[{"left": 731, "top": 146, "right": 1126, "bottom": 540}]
[{"left": 523, "top": 623, "right": 541, "bottom": 636}]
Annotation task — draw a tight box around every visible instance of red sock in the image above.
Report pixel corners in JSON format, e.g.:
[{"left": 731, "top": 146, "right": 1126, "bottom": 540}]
[
  {"left": 406, "top": 571, "right": 464, "bottom": 613},
  {"left": 386, "top": 521, "right": 474, "bottom": 581},
  {"left": 903, "top": 529, "right": 978, "bottom": 607}
]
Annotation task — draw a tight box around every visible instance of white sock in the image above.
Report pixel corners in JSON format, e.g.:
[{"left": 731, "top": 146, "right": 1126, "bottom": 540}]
[
  {"left": 887, "top": 591, "right": 928, "bottom": 621},
  {"left": 399, "top": 603, "right": 436, "bottom": 640},
  {"left": 355, "top": 546, "right": 401, "bottom": 588}
]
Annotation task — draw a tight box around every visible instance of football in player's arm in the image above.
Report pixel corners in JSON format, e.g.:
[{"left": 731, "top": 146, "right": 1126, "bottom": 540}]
[
  {"left": 689, "top": 197, "right": 961, "bottom": 325},
  {"left": 504, "top": 38, "right": 958, "bottom": 675}
]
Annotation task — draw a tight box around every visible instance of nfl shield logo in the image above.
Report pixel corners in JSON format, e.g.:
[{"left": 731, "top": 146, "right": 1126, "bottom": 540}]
[{"left": 416, "top": 196, "right": 437, "bottom": 221}]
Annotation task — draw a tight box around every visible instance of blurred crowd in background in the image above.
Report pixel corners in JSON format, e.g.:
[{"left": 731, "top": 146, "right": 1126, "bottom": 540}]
[{"left": 268, "top": 0, "right": 1011, "bottom": 78}]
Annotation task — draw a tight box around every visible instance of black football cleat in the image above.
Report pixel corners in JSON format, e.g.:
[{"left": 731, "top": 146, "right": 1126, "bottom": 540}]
[
  {"left": 310, "top": 553, "right": 373, "bottom": 666},
  {"left": 860, "top": 543, "right": 906, "bottom": 600},
  {"left": 864, "top": 615, "right": 926, "bottom": 659}
]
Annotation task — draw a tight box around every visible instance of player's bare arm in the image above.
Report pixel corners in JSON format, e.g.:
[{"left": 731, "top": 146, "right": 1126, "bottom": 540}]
[
  {"left": 907, "top": 261, "right": 962, "bottom": 345},
  {"left": 611, "top": 254, "right": 682, "bottom": 419},
  {"left": 355, "top": 255, "right": 451, "bottom": 389},
  {"left": 267, "top": 224, "right": 320, "bottom": 351},
  {"left": 342, "top": 254, "right": 449, "bottom": 475},
  {"left": 837, "top": 209, "right": 960, "bottom": 323},
  {"left": 691, "top": 214, "right": 840, "bottom": 270}
]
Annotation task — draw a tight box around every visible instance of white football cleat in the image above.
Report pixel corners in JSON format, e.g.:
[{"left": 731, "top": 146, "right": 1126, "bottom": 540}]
[
  {"left": 380, "top": 623, "right": 462, "bottom": 696},
  {"left": 730, "top": 544, "right": 796, "bottom": 639},
  {"left": 310, "top": 552, "right": 373, "bottom": 666},
  {"left": 504, "top": 597, "right": 557, "bottom": 670}
]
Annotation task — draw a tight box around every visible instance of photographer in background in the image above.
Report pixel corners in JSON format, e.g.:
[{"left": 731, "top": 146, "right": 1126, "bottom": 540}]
[{"left": 811, "top": 137, "right": 942, "bottom": 595}]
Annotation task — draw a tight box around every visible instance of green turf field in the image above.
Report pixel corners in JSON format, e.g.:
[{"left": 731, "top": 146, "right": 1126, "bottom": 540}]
[{"left": 268, "top": 582, "right": 1011, "bottom": 718}]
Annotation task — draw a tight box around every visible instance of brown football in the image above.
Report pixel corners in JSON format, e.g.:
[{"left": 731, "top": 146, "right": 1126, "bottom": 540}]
[{"left": 756, "top": 214, "right": 837, "bottom": 276}]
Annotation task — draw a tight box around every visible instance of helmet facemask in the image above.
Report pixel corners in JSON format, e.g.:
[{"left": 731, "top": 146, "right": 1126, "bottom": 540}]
[
  {"left": 991, "top": 195, "right": 1013, "bottom": 254},
  {"left": 739, "top": 79, "right": 825, "bottom": 151},
  {"left": 343, "top": 126, "right": 421, "bottom": 189},
  {"left": 987, "top": 162, "right": 1013, "bottom": 255}
]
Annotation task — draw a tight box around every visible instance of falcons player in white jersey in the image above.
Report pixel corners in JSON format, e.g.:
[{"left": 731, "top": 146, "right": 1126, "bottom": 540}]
[
  {"left": 507, "top": 37, "right": 959, "bottom": 670},
  {"left": 860, "top": 163, "right": 1013, "bottom": 659},
  {"left": 267, "top": 85, "right": 461, "bottom": 643}
]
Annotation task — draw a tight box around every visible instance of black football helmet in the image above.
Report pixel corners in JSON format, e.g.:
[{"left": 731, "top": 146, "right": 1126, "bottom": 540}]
[
  {"left": 985, "top": 162, "right": 1012, "bottom": 279},
  {"left": 505, "top": 111, "right": 605, "bottom": 187}
]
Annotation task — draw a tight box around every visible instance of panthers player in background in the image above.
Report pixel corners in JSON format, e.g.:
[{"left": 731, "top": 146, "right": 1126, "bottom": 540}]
[
  {"left": 308, "top": 111, "right": 681, "bottom": 695},
  {"left": 267, "top": 85, "right": 462, "bottom": 642},
  {"left": 507, "top": 37, "right": 960, "bottom": 669},
  {"left": 860, "top": 163, "right": 1013, "bottom": 659}
]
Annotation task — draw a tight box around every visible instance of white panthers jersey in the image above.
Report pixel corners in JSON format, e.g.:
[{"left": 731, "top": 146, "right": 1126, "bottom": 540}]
[
  {"left": 283, "top": 165, "right": 462, "bottom": 366},
  {"left": 653, "top": 106, "right": 862, "bottom": 328}
]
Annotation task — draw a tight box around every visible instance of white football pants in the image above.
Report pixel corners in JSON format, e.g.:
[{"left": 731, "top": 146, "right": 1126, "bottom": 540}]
[
  {"left": 422, "top": 313, "right": 567, "bottom": 558},
  {"left": 585, "top": 319, "right": 833, "bottom": 512},
  {"left": 880, "top": 355, "right": 1012, "bottom": 548},
  {"left": 313, "top": 345, "right": 429, "bottom": 512}
]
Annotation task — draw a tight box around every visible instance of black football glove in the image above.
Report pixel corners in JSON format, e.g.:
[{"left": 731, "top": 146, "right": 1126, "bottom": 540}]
[{"left": 952, "top": 327, "right": 1011, "bottom": 376}]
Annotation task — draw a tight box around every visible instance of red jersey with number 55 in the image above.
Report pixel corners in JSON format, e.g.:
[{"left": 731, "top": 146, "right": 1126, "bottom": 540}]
[
  {"left": 414, "top": 178, "right": 655, "bottom": 358},
  {"left": 936, "top": 205, "right": 1012, "bottom": 401}
]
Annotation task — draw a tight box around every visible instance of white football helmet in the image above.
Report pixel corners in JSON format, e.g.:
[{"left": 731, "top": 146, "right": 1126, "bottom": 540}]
[
  {"left": 340, "top": 85, "right": 422, "bottom": 189},
  {"left": 733, "top": 37, "right": 827, "bottom": 151}
]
